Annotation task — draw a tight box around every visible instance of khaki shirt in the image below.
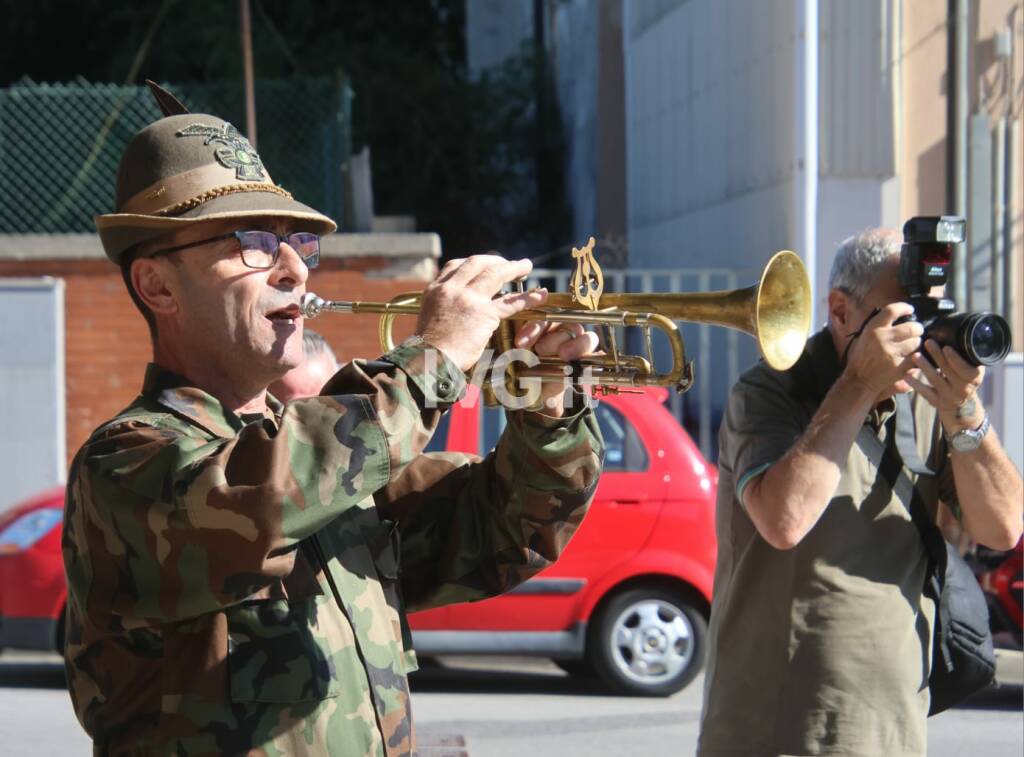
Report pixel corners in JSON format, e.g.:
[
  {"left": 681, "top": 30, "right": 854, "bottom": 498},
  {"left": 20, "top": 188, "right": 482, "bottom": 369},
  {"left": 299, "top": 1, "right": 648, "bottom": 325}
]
[
  {"left": 698, "top": 329, "right": 958, "bottom": 757},
  {"left": 62, "top": 338, "right": 604, "bottom": 756}
]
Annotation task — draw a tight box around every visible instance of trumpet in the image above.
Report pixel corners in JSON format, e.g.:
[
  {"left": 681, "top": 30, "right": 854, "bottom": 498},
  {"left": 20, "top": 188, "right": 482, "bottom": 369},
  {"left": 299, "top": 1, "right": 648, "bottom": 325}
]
[{"left": 300, "top": 239, "right": 811, "bottom": 400}]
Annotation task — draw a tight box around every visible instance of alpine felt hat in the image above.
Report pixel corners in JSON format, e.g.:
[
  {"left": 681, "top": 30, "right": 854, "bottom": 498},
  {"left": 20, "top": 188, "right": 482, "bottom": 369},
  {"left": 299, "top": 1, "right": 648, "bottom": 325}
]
[{"left": 95, "top": 87, "right": 336, "bottom": 264}]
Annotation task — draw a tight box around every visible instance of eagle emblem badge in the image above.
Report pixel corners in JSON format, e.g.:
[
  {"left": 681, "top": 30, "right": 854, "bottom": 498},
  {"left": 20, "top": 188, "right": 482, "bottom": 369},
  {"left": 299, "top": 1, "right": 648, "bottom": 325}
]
[{"left": 176, "top": 122, "right": 266, "bottom": 181}]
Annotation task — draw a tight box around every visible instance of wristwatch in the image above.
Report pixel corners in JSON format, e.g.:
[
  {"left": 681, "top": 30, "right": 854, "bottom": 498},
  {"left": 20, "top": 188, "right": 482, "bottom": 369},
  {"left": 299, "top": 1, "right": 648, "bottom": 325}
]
[{"left": 949, "top": 414, "right": 990, "bottom": 452}]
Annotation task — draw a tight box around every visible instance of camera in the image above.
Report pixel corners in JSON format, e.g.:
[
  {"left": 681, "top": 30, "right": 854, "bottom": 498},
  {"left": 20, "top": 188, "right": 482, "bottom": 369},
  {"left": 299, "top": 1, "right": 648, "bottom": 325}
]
[{"left": 898, "top": 216, "right": 1011, "bottom": 366}]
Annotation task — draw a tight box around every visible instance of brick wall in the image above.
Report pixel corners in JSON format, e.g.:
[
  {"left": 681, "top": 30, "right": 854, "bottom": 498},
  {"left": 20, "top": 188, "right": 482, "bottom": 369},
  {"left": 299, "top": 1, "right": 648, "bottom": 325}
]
[{"left": 0, "top": 257, "right": 426, "bottom": 466}]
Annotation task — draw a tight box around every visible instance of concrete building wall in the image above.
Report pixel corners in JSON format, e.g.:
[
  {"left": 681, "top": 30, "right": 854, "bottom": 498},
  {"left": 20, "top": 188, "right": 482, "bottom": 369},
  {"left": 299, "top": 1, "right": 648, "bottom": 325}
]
[
  {"left": 624, "top": 0, "right": 800, "bottom": 272},
  {"left": 815, "top": 0, "right": 900, "bottom": 319},
  {"left": 900, "top": 0, "right": 950, "bottom": 218},
  {"left": 900, "top": 0, "right": 1023, "bottom": 348}
]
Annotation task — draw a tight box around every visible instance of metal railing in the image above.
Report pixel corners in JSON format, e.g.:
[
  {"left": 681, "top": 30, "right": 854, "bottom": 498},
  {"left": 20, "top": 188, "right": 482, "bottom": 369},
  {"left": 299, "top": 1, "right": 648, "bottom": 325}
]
[{"left": 528, "top": 267, "right": 763, "bottom": 460}]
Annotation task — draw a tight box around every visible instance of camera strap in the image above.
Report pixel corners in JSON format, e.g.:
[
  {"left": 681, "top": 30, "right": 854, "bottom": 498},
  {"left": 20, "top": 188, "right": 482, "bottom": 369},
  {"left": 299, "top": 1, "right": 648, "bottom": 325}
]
[{"left": 894, "top": 392, "right": 935, "bottom": 477}]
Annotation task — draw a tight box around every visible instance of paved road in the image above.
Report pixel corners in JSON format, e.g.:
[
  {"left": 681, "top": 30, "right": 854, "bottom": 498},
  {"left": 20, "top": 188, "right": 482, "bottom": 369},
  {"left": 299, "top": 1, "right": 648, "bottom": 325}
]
[{"left": 1, "top": 652, "right": 1020, "bottom": 755}]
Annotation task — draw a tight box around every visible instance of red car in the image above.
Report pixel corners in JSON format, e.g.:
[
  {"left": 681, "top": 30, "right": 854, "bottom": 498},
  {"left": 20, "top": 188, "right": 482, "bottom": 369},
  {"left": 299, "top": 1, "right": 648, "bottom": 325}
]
[
  {"left": 410, "top": 385, "right": 718, "bottom": 695},
  {"left": 0, "top": 485, "right": 66, "bottom": 654},
  {"left": 0, "top": 387, "right": 718, "bottom": 697}
]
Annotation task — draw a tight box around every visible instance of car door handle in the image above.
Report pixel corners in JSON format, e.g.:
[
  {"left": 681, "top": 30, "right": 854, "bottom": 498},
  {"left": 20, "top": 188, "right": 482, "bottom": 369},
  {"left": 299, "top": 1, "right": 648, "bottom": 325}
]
[{"left": 611, "top": 498, "right": 643, "bottom": 506}]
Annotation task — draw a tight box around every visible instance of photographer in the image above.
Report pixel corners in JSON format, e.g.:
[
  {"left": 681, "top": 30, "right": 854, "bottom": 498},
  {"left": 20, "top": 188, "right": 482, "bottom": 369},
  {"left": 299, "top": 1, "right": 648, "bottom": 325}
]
[{"left": 697, "top": 227, "right": 1022, "bottom": 757}]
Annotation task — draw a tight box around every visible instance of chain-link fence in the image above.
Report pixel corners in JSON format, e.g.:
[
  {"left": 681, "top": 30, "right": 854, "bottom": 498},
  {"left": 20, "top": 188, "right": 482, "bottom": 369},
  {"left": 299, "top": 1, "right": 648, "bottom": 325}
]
[{"left": 0, "top": 76, "right": 352, "bottom": 233}]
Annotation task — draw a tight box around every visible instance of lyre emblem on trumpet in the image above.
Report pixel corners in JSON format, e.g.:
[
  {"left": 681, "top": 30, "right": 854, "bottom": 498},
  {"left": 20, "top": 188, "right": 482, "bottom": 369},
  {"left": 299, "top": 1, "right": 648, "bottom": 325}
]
[{"left": 569, "top": 236, "right": 603, "bottom": 311}]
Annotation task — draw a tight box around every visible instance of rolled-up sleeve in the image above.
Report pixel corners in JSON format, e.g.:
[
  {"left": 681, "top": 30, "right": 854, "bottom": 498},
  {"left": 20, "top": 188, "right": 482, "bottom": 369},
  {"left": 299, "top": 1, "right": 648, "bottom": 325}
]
[{"left": 722, "top": 373, "right": 803, "bottom": 508}]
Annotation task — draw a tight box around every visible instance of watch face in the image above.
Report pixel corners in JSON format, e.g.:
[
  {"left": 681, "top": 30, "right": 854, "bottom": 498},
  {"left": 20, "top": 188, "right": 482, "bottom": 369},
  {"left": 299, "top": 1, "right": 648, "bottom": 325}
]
[{"left": 951, "top": 431, "right": 982, "bottom": 452}]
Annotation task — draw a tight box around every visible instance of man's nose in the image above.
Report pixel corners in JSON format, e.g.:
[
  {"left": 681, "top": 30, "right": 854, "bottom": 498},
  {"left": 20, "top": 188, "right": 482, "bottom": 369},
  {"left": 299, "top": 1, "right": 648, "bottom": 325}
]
[{"left": 270, "top": 240, "right": 309, "bottom": 286}]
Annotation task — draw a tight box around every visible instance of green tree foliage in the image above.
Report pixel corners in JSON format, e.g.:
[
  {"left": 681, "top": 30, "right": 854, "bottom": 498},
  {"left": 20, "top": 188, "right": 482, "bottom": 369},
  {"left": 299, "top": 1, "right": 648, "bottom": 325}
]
[{"left": 0, "top": 0, "right": 569, "bottom": 257}]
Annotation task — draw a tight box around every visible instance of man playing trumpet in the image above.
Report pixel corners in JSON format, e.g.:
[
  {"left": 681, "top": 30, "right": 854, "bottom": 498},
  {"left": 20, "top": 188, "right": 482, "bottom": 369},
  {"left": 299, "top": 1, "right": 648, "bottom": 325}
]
[{"left": 62, "top": 90, "right": 604, "bottom": 756}]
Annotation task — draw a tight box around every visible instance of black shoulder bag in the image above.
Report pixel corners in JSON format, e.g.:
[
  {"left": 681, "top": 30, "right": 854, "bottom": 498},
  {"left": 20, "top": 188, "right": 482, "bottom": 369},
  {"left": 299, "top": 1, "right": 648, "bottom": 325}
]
[{"left": 857, "top": 417, "right": 995, "bottom": 716}]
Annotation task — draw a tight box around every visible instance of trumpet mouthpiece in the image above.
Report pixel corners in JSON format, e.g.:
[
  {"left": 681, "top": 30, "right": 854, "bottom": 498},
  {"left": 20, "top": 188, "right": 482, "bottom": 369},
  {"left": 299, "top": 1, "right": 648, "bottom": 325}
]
[{"left": 300, "top": 292, "right": 326, "bottom": 318}]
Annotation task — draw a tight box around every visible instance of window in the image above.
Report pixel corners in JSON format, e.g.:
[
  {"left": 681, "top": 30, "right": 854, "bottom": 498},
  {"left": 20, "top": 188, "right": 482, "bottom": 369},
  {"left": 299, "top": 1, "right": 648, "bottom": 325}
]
[
  {"left": 595, "top": 403, "right": 648, "bottom": 472},
  {"left": 476, "top": 402, "right": 647, "bottom": 472}
]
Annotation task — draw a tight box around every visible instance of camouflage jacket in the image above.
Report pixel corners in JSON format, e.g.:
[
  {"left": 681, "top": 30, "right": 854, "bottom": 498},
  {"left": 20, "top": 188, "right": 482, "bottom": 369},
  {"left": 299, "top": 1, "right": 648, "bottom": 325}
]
[{"left": 62, "top": 338, "right": 604, "bottom": 756}]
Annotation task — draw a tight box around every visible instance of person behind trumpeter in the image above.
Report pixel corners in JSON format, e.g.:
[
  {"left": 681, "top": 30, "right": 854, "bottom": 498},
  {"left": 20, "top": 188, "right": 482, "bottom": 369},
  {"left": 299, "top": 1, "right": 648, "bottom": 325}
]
[
  {"left": 268, "top": 328, "right": 340, "bottom": 402},
  {"left": 62, "top": 92, "right": 604, "bottom": 756},
  {"left": 697, "top": 228, "right": 1022, "bottom": 757}
]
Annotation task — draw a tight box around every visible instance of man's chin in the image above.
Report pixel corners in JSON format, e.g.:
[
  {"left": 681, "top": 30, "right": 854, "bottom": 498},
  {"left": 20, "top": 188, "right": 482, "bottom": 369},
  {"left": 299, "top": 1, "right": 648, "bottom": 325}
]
[
  {"left": 253, "top": 346, "right": 304, "bottom": 386},
  {"left": 272, "top": 352, "right": 304, "bottom": 378}
]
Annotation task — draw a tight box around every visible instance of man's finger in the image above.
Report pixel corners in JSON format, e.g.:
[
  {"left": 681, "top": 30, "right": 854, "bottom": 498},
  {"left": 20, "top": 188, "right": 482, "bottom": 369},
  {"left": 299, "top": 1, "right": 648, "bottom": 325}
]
[
  {"left": 494, "top": 287, "right": 547, "bottom": 318},
  {"left": 891, "top": 320, "right": 924, "bottom": 342},
  {"left": 558, "top": 330, "right": 601, "bottom": 361},
  {"left": 895, "top": 354, "right": 918, "bottom": 376},
  {"left": 437, "top": 257, "right": 467, "bottom": 282},
  {"left": 893, "top": 336, "right": 923, "bottom": 358},
  {"left": 936, "top": 342, "right": 983, "bottom": 385},
  {"left": 905, "top": 374, "right": 940, "bottom": 407},
  {"left": 533, "top": 323, "right": 583, "bottom": 357},
  {"left": 911, "top": 351, "right": 947, "bottom": 389},
  {"left": 877, "top": 301, "right": 916, "bottom": 327},
  {"left": 468, "top": 257, "right": 533, "bottom": 295},
  {"left": 514, "top": 319, "right": 548, "bottom": 348},
  {"left": 441, "top": 255, "right": 494, "bottom": 286}
]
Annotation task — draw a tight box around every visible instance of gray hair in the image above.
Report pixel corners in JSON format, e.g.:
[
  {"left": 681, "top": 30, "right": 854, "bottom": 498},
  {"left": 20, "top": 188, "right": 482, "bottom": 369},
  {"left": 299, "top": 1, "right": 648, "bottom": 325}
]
[
  {"left": 302, "top": 329, "right": 339, "bottom": 366},
  {"left": 827, "top": 228, "right": 901, "bottom": 303}
]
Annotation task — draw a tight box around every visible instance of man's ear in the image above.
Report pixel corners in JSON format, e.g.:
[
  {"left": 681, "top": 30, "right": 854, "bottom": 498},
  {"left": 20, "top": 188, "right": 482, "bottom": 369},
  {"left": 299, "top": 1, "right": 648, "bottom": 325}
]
[
  {"left": 132, "top": 257, "right": 179, "bottom": 316},
  {"left": 827, "top": 289, "right": 850, "bottom": 330}
]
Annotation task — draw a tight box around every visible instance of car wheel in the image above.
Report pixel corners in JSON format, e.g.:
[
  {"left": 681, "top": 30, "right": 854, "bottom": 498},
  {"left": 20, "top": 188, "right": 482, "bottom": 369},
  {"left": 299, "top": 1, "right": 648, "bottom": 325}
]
[{"left": 589, "top": 587, "right": 706, "bottom": 697}]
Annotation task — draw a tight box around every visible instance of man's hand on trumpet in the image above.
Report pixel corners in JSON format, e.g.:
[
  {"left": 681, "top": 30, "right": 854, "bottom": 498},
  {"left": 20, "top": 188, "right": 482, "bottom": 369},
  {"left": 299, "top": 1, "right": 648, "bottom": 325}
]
[
  {"left": 416, "top": 254, "right": 600, "bottom": 417},
  {"left": 514, "top": 320, "right": 600, "bottom": 417}
]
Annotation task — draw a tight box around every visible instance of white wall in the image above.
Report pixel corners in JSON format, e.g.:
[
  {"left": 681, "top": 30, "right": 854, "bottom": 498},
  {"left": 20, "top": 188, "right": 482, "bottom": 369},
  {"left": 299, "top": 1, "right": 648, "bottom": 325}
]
[
  {"left": 0, "top": 278, "right": 65, "bottom": 511},
  {"left": 815, "top": 176, "right": 901, "bottom": 320},
  {"left": 624, "top": 0, "right": 800, "bottom": 272},
  {"left": 986, "top": 353, "right": 1023, "bottom": 473}
]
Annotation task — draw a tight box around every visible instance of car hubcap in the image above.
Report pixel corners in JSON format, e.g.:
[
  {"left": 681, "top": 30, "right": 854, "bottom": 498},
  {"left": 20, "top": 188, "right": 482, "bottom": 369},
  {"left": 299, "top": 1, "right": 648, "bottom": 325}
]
[{"left": 609, "top": 598, "right": 693, "bottom": 685}]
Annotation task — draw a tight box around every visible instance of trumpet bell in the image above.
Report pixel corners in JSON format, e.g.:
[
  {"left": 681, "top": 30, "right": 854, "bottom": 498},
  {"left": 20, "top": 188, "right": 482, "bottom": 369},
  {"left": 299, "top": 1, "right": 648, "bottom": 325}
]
[
  {"left": 752, "top": 250, "right": 813, "bottom": 371},
  {"left": 543, "top": 250, "right": 812, "bottom": 371}
]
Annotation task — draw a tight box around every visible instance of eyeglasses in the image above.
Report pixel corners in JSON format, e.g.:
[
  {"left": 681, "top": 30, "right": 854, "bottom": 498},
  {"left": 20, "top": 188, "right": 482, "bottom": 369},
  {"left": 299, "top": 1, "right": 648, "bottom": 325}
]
[{"left": 154, "top": 230, "right": 320, "bottom": 270}]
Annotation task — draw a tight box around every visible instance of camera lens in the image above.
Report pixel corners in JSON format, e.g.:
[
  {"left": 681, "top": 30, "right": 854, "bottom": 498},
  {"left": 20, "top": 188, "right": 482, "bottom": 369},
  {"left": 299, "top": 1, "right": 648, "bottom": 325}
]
[
  {"left": 926, "top": 312, "right": 1013, "bottom": 366},
  {"left": 961, "top": 313, "right": 1011, "bottom": 366}
]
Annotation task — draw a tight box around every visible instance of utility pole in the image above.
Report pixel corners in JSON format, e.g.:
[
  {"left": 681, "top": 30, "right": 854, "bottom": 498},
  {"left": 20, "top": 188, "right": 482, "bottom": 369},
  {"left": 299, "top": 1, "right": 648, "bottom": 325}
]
[{"left": 240, "top": 0, "right": 257, "bottom": 147}]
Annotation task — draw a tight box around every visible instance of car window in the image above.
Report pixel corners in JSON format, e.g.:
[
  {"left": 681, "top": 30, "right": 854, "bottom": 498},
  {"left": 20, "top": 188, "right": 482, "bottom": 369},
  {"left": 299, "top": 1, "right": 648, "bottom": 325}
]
[
  {"left": 424, "top": 410, "right": 451, "bottom": 453},
  {"left": 595, "top": 402, "right": 648, "bottom": 471},
  {"left": 477, "top": 402, "right": 647, "bottom": 472}
]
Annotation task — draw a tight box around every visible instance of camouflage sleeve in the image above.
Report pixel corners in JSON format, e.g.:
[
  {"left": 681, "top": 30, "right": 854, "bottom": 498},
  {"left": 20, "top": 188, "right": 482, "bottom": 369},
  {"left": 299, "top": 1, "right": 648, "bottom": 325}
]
[
  {"left": 374, "top": 395, "right": 605, "bottom": 612},
  {"left": 65, "top": 338, "right": 465, "bottom": 624}
]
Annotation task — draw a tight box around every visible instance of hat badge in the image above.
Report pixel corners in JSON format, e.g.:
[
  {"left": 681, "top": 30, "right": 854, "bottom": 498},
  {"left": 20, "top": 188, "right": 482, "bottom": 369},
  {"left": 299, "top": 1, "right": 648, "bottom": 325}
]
[{"left": 175, "top": 122, "right": 266, "bottom": 182}]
